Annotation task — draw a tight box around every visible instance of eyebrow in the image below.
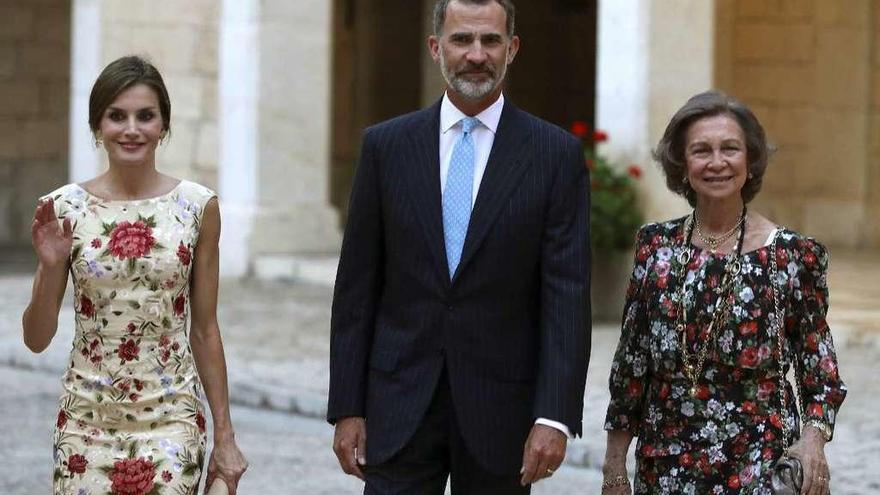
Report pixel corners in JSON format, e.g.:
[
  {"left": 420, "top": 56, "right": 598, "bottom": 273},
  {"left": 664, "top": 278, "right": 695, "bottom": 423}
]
[
  {"left": 106, "top": 106, "right": 158, "bottom": 112},
  {"left": 449, "top": 32, "right": 505, "bottom": 41}
]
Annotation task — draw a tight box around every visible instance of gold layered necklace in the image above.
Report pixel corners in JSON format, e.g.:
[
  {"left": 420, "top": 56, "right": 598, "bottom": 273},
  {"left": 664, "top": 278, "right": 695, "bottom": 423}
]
[
  {"left": 674, "top": 207, "right": 747, "bottom": 397},
  {"left": 694, "top": 213, "right": 745, "bottom": 253}
]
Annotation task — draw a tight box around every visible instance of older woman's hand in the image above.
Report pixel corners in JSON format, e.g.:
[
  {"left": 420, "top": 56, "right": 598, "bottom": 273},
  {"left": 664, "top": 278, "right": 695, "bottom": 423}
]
[
  {"left": 786, "top": 426, "right": 830, "bottom": 495},
  {"left": 204, "top": 435, "right": 248, "bottom": 495}
]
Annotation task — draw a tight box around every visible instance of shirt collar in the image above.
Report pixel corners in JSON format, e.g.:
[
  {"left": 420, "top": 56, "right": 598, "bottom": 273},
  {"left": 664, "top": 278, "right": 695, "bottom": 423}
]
[{"left": 440, "top": 91, "right": 505, "bottom": 135}]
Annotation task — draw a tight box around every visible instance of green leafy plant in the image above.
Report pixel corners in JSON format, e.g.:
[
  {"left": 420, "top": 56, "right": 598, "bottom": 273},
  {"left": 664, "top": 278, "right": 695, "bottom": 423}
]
[{"left": 571, "top": 121, "right": 644, "bottom": 252}]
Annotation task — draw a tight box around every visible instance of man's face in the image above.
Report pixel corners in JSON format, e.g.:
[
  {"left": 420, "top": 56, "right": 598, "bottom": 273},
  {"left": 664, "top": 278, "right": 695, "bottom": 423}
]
[{"left": 429, "top": 1, "right": 519, "bottom": 101}]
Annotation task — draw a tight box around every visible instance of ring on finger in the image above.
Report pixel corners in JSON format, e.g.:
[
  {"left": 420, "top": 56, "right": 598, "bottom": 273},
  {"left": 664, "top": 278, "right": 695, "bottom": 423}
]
[{"left": 546, "top": 467, "right": 555, "bottom": 475}]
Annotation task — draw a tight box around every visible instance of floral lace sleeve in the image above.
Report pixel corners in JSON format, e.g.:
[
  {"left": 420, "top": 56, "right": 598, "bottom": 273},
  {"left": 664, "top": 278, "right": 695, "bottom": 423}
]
[
  {"left": 604, "top": 225, "right": 655, "bottom": 434},
  {"left": 786, "top": 238, "right": 847, "bottom": 440}
]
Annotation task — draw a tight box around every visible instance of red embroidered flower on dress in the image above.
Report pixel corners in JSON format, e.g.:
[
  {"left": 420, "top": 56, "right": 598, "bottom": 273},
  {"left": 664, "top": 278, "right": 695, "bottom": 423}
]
[
  {"left": 56, "top": 409, "right": 67, "bottom": 429},
  {"left": 109, "top": 457, "right": 156, "bottom": 495},
  {"left": 91, "top": 238, "right": 102, "bottom": 248},
  {"left": 67, "top": 453, "right": 88, "bottom": 474},
  {"left": 79, "top": 295, "right": 95, "bottom": 318},
  {"left": 107, "top": 221, "right": 156, "bottom": 259},
  {"left": 196, "top": 411, "right": 206, "bottom": 433},
  {"left": 161, "top": 470, "right": 173, "bottom": 483},
  {"left": 173, "top": 294, "right": 186, "bottom": 317},
  {"left": 570, "top": 121, "right": 589, "bottom": 138},
  {"left": 176, "top": 242, "right": 192, "bottom": 266},
  {"left": 116, "top": 339, "right": 140, "bottom": 363}
]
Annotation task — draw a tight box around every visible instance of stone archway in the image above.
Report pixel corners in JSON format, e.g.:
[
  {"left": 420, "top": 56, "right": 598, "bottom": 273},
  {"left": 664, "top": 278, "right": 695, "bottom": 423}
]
[{"left": 0, "top": 1, "right": 70, "bottom": 251}]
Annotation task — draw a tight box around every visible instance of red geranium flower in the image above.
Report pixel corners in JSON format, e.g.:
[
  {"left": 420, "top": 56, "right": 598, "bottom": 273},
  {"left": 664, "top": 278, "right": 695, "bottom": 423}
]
[
  {"left": 109, "top": 457, "right": 156, "bottom": 495},
  {"left": 176, "top": 242, "right": 192, "bottom": 266},
  {"left": 56, "top": 409, "right": 67, "bottom": 429},
  {"left": 570, "top": 121, "right": 590, "bottom": 138},
  {"left": 116, "top": 339, "right": 140, "bottom": 363},
  {"left": 627, "top": 165, "right": 642, "bottom": 179},
  {"left": 107, "top": 220, "right": 156, "bottom": 260},
  {"left": 91, "top": 238, "right": 102, "bottom": 248},
  {"left": 67, "top": 453, "right": 88, "bottom": 474},
  {"left": 592, "top": 130, "right": 609, "bottom": 142},
  {"left": 79, "top": 295, "right": 95, "bottom": 319}
]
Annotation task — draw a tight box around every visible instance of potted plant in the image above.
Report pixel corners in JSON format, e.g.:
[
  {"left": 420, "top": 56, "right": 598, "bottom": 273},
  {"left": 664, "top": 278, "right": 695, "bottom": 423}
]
[{"left": 571, "top": 121, "right": 644, "bottom": 322}]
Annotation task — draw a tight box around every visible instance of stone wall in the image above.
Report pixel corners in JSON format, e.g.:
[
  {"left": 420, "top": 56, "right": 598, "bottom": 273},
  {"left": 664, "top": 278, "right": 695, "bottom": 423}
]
[
  {"left": 0, "top": 1, "right": 70, "bottom": 247},
  {"left": 715, "top": 0, "right": 877, "bottom": 247},
  {"left": 870, "top": 3, "right": 880, "bottom": 246},
  {"left": 100, "top": 0, "right": 219, "bottom": 189}
]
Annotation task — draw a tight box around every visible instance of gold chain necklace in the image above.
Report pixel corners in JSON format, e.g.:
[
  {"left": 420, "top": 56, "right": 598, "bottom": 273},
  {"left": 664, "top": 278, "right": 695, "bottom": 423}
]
[
  {"left": 694, "top": 213, "right": 745, "bottom": 253},
  {"left": 674, "top": 210, "right": 746, "bottom": 396}
]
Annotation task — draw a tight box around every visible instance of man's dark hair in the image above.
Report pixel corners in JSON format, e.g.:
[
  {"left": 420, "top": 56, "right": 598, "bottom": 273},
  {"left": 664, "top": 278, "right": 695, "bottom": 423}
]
[{"left": 432, "top": 0, "right": 516, "bottom": 37}]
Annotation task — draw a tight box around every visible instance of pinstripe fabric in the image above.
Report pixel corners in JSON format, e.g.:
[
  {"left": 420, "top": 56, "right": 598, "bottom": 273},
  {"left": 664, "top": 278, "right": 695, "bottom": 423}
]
[{"left": 328, "top": 99, "right": 592, "bottom": 475}]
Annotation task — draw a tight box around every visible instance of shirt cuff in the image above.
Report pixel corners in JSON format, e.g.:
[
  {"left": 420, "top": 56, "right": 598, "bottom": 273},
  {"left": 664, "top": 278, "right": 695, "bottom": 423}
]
[{"left": 535, "top": 418, "right": 572, "bottom": 439}]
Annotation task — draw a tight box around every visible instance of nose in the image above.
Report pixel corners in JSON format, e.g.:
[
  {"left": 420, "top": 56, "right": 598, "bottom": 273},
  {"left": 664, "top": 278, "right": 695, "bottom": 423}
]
[
  {"left": 123, "top": 115, "right": 139, "bottom": 135},
  {"left": 466, "top": 42, "right": 488, "bottom": 64},
  {"left": 708, "top": 149, "right": 727, "bottom": 169}
]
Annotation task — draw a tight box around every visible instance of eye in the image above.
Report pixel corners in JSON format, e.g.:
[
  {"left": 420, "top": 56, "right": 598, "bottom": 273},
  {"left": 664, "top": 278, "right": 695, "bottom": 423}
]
[
  {"left": 137, "top": 110, "right": 155, "bottom": 122},
  {"left": 108, "top": 110, "right": 125, "bottom": 122}
]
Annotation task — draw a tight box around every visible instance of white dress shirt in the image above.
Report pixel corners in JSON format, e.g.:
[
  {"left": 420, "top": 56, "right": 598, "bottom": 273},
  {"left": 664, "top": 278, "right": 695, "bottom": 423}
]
[{"left": 438, "top": 92, "right": 572, "bottom": 439}]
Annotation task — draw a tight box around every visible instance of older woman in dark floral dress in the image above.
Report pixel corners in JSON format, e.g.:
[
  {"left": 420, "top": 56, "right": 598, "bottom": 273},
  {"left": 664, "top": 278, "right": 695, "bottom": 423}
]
[{"left": 601, "top": 91, "right": 846, "bottom": 495}]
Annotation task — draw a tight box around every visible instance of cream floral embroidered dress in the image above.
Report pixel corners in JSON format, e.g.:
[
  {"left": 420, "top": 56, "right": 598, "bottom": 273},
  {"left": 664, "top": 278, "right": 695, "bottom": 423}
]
[{"left": 45, "top": 180, "right": 215, "bottom": 495}]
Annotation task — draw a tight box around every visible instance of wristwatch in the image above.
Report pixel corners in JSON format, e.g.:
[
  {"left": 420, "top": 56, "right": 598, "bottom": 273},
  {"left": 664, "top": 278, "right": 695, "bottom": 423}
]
[{"left": 803, "top": 419, "right": 832, "bottom": 442}]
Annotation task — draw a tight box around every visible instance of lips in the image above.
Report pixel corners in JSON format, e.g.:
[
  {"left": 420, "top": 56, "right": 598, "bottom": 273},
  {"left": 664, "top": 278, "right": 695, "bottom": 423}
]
[
  {"left": 703, "top": 176, "right": 733, "bottom": 183},
  {"left": 118, "top": 142, "right": 145, "bottom": 152}
]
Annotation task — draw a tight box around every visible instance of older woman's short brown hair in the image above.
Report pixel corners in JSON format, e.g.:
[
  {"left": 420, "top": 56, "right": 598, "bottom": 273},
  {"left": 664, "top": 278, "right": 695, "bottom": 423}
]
[
  {"left": 88, "top": 56, "right": 171, "bottom": 138},
  {"left": 653, "top": 90, "right": 774, "bottom": 207}
]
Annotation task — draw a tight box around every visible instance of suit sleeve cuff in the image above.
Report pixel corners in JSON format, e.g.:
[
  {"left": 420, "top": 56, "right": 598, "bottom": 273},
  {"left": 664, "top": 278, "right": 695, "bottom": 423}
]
[{"left": 535, "top": 418, "right": 572, "bottom": 439}]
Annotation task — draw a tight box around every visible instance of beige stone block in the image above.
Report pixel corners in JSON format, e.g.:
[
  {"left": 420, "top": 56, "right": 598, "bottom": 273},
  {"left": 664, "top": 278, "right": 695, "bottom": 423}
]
[
  {"left": 758, "top": 106, "right": 815, "bottom": 146},
  {"left": 15, "top": 159, "right": 67, "bottom": 242},
  {"left": 195, "top": 122, "right": 217, "bottom": 170},
  {"left": 36, "top": 4, "right": 70, "bottom": 44},
  {"left": 816, "top": 0, "right": 871, "bottom": 27},
  {"left": 156, "top": 120, "right": 196, "bottom": 170},
  {"left": 19, "top": 42, "right": 69, "bottom": 81},
  {"left": 20, "top": 119, "right": 67, "bottom": 159},
  {"left": 201, "top": 80, "right": 217, "bottom": 120},
  {"left": 0, "top": 119, "right": 19, "bottom": 158},
  {"left": 733, "top": 24, "right": 814, "bottom": 62},
  {"left": 0, "top": 82, "right": 40, "bottom": 117},
  {"left": 193, "top": 27, "right": 218, "bottom": 76},
  {"left": 802, "top": 200, "right": 866, "bottom": 247},
  {"left": 805, "top": 110, "right": 868, "bottom": 198},
  {"left": 815, "top": 27, "right": 871, "bottom": 108},
  {"left": 0, "top": 5, "right": 35, "bottom": 41},
  {"left": 0, "top": 44, "right": 15, "bottom": 79},
  {"left": 40, "top": 82, "right": 70, "bottom": 118},
  {"left": 164, "top": 75, "right": 204, "bottom": 121},
  {"left": 762, "top": 147, "right": 814, "bottom": 195},
  {"left": 103, "top": 25, "right": 199, "bottom": 75},
  {"left": 103, "top": 0, "right": 217, "bottom": 26},
  {"left": 730, "top": 65, "right": 815, "bottom": 104},
  {"left": 735, "top": 0, "right": 813, "bottom": 20},
  {"left": 874, "top": 71, "right": 880, "bottom": 109},
  {"left": 262, "top": 0, "right": 329, "bottom": 23}
]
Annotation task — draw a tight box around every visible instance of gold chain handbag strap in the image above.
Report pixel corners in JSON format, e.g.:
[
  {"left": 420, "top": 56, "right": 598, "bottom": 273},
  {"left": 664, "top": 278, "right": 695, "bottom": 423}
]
[{"left": 768, "top": 229, "right": 803, "bottom": 454}]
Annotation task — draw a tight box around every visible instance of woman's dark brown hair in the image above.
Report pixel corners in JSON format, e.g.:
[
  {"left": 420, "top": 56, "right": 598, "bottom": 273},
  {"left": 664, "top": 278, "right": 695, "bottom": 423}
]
[
  {"left": 88, "top": 56, "right": 171, "bottom": 137},
  {"left": 653, "top": 90, "right": 774, "bottom": 207}
]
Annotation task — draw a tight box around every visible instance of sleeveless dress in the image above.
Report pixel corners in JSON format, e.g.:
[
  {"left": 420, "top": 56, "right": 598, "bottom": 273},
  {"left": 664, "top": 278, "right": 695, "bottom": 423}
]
[{"left": 45, "top": 180, "right": 216, "bottom": 495}]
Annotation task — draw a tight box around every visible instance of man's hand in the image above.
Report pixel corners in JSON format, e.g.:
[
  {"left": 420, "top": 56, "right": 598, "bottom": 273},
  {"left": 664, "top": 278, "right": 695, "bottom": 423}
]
[
  {"left": 520, "top": 424, "right": 567, "bottom": 486},
  {"left": 333, "top": 417, "right": 367, "bottom": 480}
]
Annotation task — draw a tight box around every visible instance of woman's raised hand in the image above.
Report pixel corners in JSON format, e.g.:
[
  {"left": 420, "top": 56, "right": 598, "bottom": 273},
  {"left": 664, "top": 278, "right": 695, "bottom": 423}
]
[{"left": 31, "top": 199, "right": 73, "bottom": 268}]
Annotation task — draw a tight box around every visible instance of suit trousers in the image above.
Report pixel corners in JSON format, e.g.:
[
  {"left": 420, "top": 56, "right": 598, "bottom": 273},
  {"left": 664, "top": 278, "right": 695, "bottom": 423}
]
[{"left": 363, "top": 367, "right": 531, "bottom": 495}]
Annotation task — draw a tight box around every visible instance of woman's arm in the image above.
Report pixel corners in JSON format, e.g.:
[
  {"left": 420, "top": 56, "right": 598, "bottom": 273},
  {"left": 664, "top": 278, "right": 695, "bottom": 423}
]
[
  {"left": 22, "top": 199, "right": 72, "bottom": 353},
  {"left": 189, "top": 197, "right": 247, "bottom": 492}
]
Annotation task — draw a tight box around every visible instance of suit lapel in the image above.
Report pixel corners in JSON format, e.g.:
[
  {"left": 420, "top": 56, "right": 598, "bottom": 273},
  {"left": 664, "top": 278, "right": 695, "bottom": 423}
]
[
  {"left": 452, "top": 103, "right": 533, "bottom": 282},
  {"left": 403, "top": 101, "right": 450, "bottom": 286}
]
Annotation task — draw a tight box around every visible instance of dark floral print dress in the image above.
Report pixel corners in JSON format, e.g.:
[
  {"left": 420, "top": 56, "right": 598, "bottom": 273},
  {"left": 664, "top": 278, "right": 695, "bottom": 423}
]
[
  {"left": 45, "top": 181, "right": 215, "bottom": 495},
  {"left": 605, "top": 218, "right": 847, "bottom": 495}
]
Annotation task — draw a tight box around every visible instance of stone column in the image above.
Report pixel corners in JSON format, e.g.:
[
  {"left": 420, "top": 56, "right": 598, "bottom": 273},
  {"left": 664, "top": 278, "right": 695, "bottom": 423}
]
[
  {"left": 249, "top": 0, "right": 341, "bottom": 278},
  {"left": 596, "top": 0, "right": 715, "bottom": 222}
]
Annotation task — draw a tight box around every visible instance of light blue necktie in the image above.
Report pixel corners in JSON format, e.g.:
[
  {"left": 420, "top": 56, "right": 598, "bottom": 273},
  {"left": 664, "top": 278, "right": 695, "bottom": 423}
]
[{"left": 443, "top": 117, "right": 480, "bottom": 278}]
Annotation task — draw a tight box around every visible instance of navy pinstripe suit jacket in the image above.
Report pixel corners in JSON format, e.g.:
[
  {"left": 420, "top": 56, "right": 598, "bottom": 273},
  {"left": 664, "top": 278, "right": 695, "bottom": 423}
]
[{"left": 328, "top": 98, "right": 591, "bottom": 475}]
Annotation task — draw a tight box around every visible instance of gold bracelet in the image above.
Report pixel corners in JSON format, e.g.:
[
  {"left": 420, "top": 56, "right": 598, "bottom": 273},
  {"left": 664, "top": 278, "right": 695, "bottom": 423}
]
[
  {"left": 803, "top": 419, "right": 832, "bottom": 442},
  {"left": 602, "top": 474, "right": 629, "bottom": 489}
]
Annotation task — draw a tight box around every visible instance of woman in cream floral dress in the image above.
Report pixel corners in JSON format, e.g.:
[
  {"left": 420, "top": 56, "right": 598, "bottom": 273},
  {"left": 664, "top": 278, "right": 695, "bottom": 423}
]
[{"left": 22, "top": 56, "right": 247, "bottom": 494}]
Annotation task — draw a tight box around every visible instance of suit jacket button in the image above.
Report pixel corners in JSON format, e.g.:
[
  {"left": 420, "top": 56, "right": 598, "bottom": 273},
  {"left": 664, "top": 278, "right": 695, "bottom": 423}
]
[{"left": 446, "top": 305, "right": 454, "bottom": 312}]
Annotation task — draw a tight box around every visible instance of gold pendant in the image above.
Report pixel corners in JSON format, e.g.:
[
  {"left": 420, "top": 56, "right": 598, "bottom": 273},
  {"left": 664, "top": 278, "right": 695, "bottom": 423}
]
[{"left": 690, "top": 386, "right": 698, "bottom": 397}]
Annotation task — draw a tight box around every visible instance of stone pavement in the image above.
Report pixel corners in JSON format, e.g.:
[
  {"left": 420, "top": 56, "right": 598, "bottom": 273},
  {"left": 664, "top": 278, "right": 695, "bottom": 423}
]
[{"left": 0, "top": 249, "right": 878, "bottom": 493}]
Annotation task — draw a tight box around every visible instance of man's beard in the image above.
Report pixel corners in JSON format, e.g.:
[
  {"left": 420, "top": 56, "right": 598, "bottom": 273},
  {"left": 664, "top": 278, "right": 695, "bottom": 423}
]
[{"left": 439, "top": 48, "right": 507, "bottom": 100}]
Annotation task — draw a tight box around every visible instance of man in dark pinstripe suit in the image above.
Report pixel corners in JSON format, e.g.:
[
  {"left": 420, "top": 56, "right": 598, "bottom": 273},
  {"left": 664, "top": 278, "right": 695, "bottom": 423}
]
[{"left": 329, "top": 0, "right": 591, "bottom": 493}]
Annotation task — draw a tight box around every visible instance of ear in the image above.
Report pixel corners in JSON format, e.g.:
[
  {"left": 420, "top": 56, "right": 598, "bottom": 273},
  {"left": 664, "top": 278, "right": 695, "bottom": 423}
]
[
  {"left": 506, "top": 35, "right": 520, "bottom": 64},
  {"left": 428, "top": 35, "right": 441, "bottom": 63}
]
